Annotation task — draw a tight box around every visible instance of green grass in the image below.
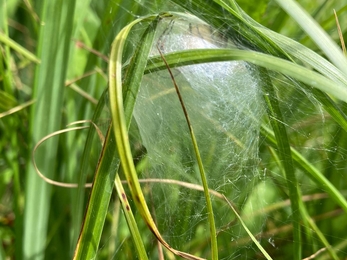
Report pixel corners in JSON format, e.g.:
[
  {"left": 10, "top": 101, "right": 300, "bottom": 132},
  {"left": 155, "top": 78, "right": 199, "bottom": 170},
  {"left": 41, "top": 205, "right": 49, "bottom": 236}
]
[{"left": 1, "top": 0, "right": 347, "bottom": 259}]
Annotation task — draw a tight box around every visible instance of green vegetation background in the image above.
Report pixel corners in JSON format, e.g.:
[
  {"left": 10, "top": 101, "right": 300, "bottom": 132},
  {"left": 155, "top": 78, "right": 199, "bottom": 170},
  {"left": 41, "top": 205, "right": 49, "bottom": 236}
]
[{"left": 0, "top": 0, "right": 347, "bottom": 259}]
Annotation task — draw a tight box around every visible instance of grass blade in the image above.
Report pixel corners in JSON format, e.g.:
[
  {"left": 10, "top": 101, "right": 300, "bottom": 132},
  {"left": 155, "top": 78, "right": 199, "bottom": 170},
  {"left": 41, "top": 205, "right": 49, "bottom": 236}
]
[
  {"left": 73, "top": 122, "right": 119, "bottom": 259},
  {"left": 109, "top": 12, "right": 205, "bottom": 260},
  {"left": 114, "top": 174, "right": 148, "bottom": 260},
  {"left": 261, "top": 71, "right": 302, "bottom": 260},
  {"left": 146, "top": 49, "right": 347, "bottom": 103},
  {"left": 223, "top": 195, "right": 273, "bottom": 260},
  {"left": 24, "top": 1, "right": 76, "bottom": 259},
  {"left": 158, "top": 48, "right": 218, "bottom": 259},
  {"left": 75, "top": 14, "right": 161, "bottom": 259},
  {"left": 0, "top": 32, "right": 40, "bottom": 64},
  {"left": 260, "top": 124, "right": 347, "bottom": 213},
  {"left": 274, "top": 0, "right": 347, "bottom": 76}
]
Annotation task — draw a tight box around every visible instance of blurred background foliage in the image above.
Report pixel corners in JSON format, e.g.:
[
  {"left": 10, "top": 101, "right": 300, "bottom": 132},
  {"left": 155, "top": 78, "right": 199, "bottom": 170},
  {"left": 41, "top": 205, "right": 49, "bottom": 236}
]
[{"left": 0, "top": 0, "right": 346, "bottom": 259}]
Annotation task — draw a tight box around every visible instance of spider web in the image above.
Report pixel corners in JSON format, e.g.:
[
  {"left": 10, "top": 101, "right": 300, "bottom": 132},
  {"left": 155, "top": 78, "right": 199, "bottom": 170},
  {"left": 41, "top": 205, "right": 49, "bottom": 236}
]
[
  {"left": 101, "top": 2, "right": 347, "bottom": 259},
  {"left": 131, "top": 15, "right": 265, "bottom": 257}
]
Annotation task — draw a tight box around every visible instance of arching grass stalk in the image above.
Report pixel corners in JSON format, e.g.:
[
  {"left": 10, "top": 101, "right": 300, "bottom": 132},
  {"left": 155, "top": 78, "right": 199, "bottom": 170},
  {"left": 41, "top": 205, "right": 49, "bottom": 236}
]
[
  {"left": 157, "top": 47, "right": 218, "bottom": 260},
  {"left": 145, "top": 49, "right": 347, "bottom": 103},
  {"left": 75, "top": 15, "right": 161, "bottom": 259}
]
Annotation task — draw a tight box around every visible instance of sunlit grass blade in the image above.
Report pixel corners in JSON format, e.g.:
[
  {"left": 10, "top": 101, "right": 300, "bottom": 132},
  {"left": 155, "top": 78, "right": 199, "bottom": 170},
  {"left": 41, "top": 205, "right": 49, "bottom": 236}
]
[
  {"left": 257, "top": 28, "right": 347, "bottom": 85},
  {"left": 24, "top": 1, "right": 76, "bottom": 259},
  {"left": 274, "top": 0, "right": 347, "bottom": 76}
]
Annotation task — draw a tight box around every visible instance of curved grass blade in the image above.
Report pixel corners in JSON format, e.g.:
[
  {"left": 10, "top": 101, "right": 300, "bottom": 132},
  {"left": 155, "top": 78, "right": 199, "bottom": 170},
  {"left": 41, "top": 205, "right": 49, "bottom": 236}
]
[
  {"left": 109, "top": 12, "right": 205, "bottom": 260},
  {"left": 74, "top": 15, "right": 163, "bottom": 259},
  {"left": 257, "top": 28, "right": 347, "bottom": 86},
  {"left": 146, "top": 49, "right": 347, "bottom": 103}
]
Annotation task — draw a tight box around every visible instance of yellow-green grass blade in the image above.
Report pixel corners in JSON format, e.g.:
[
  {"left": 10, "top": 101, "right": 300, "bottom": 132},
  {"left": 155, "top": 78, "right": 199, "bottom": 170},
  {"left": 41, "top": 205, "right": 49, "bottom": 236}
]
[
  {"left": 109, "top": 12, "right": 162, "bottom": 234},
  {"left": 0, "top": 32, "right": 40, "bottom": 64},
  {"left": 75, "top": 14, "right": 162, "bottom": 259},
  {"left": 24, "top": 1, "right": 76, "bottom": 259}
]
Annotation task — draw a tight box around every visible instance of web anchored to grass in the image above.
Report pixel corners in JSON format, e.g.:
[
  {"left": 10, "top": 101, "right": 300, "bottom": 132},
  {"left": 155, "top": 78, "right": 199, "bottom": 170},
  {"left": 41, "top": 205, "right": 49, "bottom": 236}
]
[
  {"left": 105, "top": 8, "right": 347, "bottom": 259},
  {"left": 31, "top": 3, "right": 347, "bottom": 260},
  {"left": 133, "top": 15, "right": 265, "bottom": 258}
]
